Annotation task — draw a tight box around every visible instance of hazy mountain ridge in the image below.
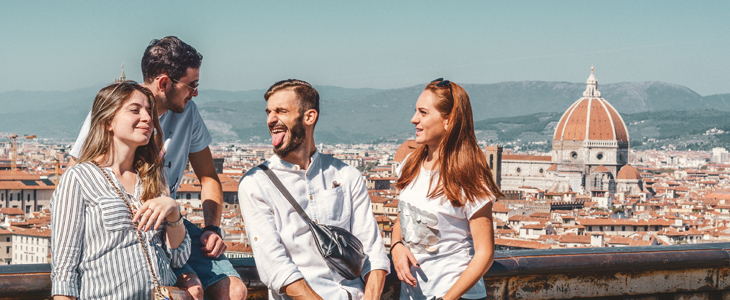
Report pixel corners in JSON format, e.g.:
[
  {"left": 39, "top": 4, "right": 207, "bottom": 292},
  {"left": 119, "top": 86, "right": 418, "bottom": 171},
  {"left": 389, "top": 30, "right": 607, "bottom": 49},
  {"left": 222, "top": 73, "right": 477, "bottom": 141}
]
[
  {"left": 2, "top": 81, "right": 729, "bottom": 145},
  {"left": 193, "top": 85, "right": 385, "bottom": 105},
  {"left": 467, "top": 109, "right": 730, "bottom": 151}
]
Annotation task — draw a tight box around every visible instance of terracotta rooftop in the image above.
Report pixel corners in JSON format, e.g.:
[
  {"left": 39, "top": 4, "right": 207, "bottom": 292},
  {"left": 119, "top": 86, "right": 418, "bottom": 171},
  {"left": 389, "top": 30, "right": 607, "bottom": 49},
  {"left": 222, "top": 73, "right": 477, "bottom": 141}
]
[
  {"left": 594, "top": 165, "right": 611, "bottom": 173},
  {"left": 492, "top": 202, "right": 510, "bottom": 213},
  {"left": 393, "top": 140, "right": 419, "bottom": 163},
  {"left": 495, "top": 238, "right": 551, "bottom": 249},
  {"left": 578, "top": 218, "right": 673, "bottom": 227},
  {"left": 557, "top": 234, "right": 591, "bottom": 244},
  {"left": 12, "top": 228, "right": 51, "bottom": 238},
  {"left": 530, "top": 212, "right": 552, "bottom": 219},
  {"left": 617, "top": 165, "right": 642, "bottom": 180},
  {"left": 1, "top": 208, "right": 24, "bottom": 215}
]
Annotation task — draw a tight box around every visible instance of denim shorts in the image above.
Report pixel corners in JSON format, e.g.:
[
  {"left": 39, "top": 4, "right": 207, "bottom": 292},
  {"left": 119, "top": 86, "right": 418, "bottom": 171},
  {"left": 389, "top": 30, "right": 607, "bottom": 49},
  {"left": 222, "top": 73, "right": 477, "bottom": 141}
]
[{"left": 173, "top": 219, "right": 241, "bottom": 289}]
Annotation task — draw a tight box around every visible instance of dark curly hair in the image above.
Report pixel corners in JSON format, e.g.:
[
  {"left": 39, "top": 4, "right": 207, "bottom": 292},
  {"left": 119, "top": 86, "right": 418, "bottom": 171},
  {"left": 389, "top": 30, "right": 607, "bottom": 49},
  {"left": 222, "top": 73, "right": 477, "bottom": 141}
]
[{"left": 141, "top": 36, "right": 203, "bottom": 83}]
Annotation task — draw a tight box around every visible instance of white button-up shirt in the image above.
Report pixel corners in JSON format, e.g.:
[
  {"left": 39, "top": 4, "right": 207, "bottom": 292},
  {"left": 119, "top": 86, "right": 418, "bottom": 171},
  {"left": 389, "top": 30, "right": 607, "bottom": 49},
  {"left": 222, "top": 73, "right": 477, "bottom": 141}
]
[{"left": 239, "top": 151, "right": 390, "bottom": 300}]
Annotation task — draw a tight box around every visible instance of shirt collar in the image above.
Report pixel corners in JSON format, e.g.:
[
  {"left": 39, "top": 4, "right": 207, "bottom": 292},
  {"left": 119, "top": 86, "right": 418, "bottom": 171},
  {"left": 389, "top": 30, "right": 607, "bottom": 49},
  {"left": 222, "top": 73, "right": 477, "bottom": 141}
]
[{"left": 268, "top": 149, "right": 321, "bottom": 172}]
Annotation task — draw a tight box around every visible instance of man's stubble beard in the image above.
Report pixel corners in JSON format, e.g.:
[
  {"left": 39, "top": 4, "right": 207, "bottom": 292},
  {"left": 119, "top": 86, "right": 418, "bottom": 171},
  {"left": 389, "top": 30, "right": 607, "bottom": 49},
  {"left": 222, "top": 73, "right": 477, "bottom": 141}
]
[
  {"left": 165, "top": 86, "right": 186, "bottom": 114},
  {"left": 273, "top": 113, "right": 306, "bottom": 158}
]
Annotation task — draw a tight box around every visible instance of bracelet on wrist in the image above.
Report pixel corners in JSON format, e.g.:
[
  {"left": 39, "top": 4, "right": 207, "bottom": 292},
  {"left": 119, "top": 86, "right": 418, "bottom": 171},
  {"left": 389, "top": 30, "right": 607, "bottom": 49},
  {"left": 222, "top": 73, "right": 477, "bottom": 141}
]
[
  {"left": 166, "top": 212, "right": 184, "bottom": 227},
  {"left": 390, "top": 241, "right": 405, "bottom": 256}
]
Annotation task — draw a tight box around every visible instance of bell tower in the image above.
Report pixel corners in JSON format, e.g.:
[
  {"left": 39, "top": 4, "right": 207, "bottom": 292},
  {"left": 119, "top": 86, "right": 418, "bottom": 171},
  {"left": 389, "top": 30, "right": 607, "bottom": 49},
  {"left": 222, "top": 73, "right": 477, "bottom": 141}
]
[{"left": 484, "top": 145, "right": 502, "bottom": 189}]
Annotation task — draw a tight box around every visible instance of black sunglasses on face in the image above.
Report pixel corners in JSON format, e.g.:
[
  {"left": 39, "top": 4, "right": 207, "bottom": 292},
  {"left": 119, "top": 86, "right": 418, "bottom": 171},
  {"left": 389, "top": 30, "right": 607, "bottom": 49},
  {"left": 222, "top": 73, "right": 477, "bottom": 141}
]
[
  {"left": 431, "top": 78, "right": 454, "bottom": 100},
  {"left": 170, "top": 78, "right": 199, "bottom": 93}
]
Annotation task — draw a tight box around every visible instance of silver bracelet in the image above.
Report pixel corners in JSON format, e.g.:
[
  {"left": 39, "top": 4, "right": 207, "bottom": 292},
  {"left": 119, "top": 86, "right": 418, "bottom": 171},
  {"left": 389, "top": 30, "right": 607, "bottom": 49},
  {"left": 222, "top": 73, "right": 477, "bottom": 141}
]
[{"left": 167, "top": 212, "right": 184, "bottom": 227}]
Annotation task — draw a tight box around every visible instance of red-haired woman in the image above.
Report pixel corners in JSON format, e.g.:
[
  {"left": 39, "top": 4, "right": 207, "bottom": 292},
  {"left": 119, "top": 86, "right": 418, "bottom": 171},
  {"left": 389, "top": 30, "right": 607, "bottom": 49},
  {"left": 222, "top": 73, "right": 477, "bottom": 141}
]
[{"left": 391, "top": 79, "right": 504, "bottom": 300}]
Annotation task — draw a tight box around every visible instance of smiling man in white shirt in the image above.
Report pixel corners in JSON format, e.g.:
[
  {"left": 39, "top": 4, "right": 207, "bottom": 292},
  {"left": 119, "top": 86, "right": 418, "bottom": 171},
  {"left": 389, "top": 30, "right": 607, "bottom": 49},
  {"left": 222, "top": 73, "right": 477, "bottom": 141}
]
[{"left": 238, "top": 79, "right": 390, "bottom": 300}]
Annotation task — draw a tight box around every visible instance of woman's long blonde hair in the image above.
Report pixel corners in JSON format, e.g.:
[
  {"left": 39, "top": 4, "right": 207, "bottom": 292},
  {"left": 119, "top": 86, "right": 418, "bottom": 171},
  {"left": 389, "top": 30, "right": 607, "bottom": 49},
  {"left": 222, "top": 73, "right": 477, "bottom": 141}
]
[
  {"left": 76, "top": 81, "right": 166, "bottom": 201},
  {"left": 396, "top": 80, "right": 504, "bottom": 207}
]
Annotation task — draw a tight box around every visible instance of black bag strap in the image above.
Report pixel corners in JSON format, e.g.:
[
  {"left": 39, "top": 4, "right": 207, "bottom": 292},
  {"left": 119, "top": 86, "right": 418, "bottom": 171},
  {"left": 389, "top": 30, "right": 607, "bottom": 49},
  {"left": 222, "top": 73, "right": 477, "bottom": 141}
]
[{"left": 258, "top": 164, "right": 314, "bottom": 224}]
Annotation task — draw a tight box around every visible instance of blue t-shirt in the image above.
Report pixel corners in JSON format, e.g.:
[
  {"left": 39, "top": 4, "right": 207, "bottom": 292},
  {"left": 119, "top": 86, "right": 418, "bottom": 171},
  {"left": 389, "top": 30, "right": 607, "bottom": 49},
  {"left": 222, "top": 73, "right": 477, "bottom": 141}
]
[{"left": 69, "top": 101, "right": 212, "bottom": 198}]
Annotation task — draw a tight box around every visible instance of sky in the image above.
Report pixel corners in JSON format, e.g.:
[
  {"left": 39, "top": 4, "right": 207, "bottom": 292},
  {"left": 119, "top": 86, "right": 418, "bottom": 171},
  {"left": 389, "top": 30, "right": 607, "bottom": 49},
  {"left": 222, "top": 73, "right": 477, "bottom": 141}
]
[{"left": 1, "top": 1, "right": 729, "bottom": 95}]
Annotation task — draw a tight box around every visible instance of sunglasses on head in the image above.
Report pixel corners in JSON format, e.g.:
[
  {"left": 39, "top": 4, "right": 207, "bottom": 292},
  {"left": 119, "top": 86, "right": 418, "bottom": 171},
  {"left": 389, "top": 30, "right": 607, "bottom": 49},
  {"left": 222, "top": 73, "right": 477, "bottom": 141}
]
[
  {"left": 431, "top": 78, "right": 454, "bottom": 100},
  {"left": 431, "top": 78, "right": 450, "bottom": 87}
]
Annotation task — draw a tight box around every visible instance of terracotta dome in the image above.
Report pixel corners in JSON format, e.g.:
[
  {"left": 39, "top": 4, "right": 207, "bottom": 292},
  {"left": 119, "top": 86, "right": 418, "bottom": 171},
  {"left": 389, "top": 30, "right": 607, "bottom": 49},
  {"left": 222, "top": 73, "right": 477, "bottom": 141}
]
[
  {"left": 553, "top": 68, "right": 629, "bottom": 143},
  {"left": 394, "top": 140, "right": 419, "bottom": 163},
  {"left": 594, "top": 165, "right": 611, "bottom": 173},
  {"left": 617, "top": 164, "right": 641, "bottom": 180}
]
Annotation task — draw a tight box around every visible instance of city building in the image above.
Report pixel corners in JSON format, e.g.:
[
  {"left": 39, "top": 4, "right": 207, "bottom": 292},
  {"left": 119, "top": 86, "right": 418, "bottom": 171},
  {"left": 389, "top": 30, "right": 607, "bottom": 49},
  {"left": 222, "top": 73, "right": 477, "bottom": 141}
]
[
  {"left": 501, "top": 68, "right": 633, "bottom": 196},
  {"left": 712, "top": 147, "right": 729, "bottom": 164},
  {"left": 0, "top": 172, "right": 56, "bottom": 213},
  {"left": 11, "top": 228, "right": 51, "bottom": 264}
]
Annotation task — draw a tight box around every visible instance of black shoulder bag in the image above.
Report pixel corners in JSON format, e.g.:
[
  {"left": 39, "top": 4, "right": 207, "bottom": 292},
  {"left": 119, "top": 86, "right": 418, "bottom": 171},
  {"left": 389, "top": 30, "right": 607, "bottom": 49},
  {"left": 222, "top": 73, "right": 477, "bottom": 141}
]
[{"left": 258, "top": 164, "right": 366, "bottom": 280}]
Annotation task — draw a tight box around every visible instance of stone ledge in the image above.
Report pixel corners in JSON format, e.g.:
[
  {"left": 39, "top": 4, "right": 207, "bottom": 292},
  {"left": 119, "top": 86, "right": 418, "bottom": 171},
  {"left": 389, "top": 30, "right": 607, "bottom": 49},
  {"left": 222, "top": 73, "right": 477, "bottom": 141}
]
[{"left": 3, "top": 243, "right": 730, "bottom": 299}]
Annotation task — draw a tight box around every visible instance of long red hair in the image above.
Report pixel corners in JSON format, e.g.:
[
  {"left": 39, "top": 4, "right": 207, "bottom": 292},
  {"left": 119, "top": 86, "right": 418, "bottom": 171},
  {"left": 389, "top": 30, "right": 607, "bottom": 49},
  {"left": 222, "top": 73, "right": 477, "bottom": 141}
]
[{"left": 396, "top": 81, "right": 504, "bottom": 207}]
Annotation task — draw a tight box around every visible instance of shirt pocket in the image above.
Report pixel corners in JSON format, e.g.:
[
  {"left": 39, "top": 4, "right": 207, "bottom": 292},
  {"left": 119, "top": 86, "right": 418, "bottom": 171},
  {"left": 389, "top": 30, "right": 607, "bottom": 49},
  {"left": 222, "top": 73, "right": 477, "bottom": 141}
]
[
  {"left": 314, "top": 186, "right": 351, "bottom": 227},
  {"left": 98, "top": 197, "right": 136, "bottom": 232}
]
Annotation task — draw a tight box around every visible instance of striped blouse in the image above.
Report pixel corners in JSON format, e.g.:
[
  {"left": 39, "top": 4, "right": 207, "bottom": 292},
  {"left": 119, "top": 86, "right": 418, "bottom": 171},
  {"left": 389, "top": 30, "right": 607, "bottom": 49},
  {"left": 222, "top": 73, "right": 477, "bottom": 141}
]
[{"left": 51, "top": 162, "right": 191, "bottom": 299}]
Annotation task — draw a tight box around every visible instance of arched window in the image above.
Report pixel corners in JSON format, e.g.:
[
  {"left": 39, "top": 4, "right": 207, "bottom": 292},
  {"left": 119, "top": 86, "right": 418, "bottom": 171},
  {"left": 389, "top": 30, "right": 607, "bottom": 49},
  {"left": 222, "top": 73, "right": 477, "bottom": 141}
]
[
  {"left": 489, "top": 154, "right": 494, "bottom": 169},
  {"left": 186, "top": 193, "right": 191, "bottom": 200}
]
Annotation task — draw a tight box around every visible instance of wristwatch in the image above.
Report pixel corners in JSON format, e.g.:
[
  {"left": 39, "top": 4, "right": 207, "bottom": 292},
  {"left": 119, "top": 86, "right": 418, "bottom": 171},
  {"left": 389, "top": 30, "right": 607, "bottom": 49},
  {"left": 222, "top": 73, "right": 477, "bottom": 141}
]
[{"left": 203, "top": 225, "right": 225, "bottom": 240}]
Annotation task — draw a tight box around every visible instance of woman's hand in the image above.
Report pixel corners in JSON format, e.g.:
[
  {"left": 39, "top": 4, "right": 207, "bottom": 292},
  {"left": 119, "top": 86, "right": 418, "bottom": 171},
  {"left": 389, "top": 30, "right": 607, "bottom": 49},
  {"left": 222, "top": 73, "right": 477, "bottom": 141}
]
[
  {"left": 133, "top": 196, "right": 180, "bottom": 231},
  {"left": 391, "top": 242, "right": 419, "bottom": 287}
]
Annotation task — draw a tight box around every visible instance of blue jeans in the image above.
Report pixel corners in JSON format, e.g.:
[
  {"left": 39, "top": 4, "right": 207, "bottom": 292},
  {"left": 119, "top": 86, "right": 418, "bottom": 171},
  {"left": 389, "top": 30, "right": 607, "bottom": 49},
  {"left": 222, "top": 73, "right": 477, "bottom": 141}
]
[{"left": 173, "top": 220, "right": 241, "bottom": 289}]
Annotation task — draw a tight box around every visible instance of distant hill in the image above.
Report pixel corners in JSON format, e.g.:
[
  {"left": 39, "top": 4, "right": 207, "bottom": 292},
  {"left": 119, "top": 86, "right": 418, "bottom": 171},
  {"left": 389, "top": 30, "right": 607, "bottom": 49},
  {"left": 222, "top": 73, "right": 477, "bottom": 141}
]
[
  {"left": 2, "top": 81, "right": 729, "bottom": 146},
  {"left": 193, "top": 85, "right": 384, "bottom": 105},
  {"left": 0, "top": 85, "right": 384, "bottom": 140},
  {"left": 0, "top": 86, "right": 102, "bottom": 138},
  {"left": 469, "top": 109, "right": 730, "bottom": 151},
  {"left": 703, "top": 93, "right": 730, "bottom": 111},
  {"left": 201, "top": 81, "right": 726, "bottom": 144}
]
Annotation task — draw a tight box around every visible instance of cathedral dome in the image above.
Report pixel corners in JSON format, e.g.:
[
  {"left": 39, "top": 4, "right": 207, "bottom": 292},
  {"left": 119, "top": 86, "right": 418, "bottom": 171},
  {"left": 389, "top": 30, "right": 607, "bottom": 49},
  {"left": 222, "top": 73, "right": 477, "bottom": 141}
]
[
  {"left": 553, "top": 68, "right": 629, "bottom": 143},
  {"left": 617, "top": 164, "right": 642, "bottom": 180}
]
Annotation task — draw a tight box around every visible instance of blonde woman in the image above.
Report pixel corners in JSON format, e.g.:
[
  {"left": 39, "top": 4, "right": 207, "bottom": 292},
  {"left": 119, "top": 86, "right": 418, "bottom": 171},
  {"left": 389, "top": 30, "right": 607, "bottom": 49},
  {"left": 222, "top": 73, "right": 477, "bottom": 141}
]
[
  {"left": 391, "top": 79, "right": 504, "bottom": 300},
  {"left": 51, "top": 81, "right": 190, "bottom": 299}
]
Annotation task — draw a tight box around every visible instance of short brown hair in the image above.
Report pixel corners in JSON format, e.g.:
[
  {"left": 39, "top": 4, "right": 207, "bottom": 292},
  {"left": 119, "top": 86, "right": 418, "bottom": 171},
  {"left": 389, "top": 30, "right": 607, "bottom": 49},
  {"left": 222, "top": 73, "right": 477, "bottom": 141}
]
[
  {"left": 265, "top": 79, "right": 320, "bottom": 125},
  {"left": 142, "top": 36, "right": 203, "bottom": 83}
]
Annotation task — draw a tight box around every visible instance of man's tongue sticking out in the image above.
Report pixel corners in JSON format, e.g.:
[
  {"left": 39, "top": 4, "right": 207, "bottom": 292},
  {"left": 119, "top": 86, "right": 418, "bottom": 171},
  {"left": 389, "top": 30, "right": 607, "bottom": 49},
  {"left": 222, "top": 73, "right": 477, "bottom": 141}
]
[{"left": 272, "top": 130, "right": 286, "bottom": 147}]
